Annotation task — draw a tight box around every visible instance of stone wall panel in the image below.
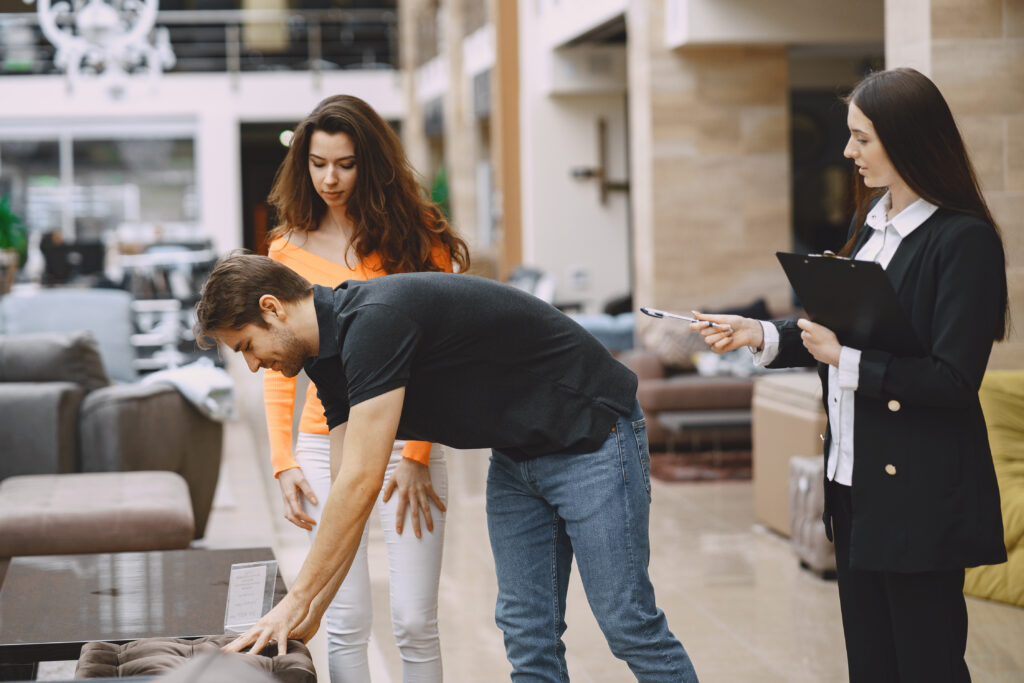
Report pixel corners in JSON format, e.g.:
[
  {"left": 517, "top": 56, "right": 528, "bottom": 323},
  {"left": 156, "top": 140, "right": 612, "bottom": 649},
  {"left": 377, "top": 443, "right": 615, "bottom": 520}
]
[
  {"left": 931, "top": 0, "right": 1003, "bottom": 39},
  {"left": 959, "top": 115, "right": 1007, "bottom": 193},
  {"left": 932, "top": 41, "right": 1024, "bottom": 116},
  {"left": 1008, "top": 115, "right": 1024, "bottom": 192}
]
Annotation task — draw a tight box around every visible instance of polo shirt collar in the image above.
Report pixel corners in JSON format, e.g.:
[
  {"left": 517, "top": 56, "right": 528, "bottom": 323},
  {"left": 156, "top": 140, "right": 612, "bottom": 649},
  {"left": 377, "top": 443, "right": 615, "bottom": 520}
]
[{"left": 311, "top": 284, "right": 341, "bottom": 359}]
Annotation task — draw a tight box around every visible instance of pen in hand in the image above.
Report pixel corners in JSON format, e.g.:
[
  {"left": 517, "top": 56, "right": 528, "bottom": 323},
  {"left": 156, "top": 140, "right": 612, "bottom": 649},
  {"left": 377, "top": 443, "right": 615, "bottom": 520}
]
[{"left": 640, "top": 307, "right": 732, "bottom": 331}]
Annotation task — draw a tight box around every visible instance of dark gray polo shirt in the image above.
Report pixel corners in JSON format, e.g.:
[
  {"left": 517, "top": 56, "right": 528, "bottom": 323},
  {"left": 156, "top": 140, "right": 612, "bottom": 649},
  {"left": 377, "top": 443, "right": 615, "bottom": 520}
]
[{"left": 303, "top": 273, "right": 638, "bottom": 461}]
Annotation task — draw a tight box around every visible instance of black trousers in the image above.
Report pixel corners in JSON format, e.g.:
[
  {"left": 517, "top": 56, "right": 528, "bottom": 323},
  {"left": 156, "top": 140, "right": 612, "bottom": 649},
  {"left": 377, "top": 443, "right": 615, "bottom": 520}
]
[{"left": 829, "top": 481, "right": 970, "bottom": 683}]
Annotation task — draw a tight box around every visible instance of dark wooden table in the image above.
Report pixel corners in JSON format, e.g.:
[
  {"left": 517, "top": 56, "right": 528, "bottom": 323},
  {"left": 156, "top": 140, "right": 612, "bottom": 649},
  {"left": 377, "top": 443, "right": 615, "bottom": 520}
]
[{"left": 0, "top": 547, "right": 284, "bottom": 680}]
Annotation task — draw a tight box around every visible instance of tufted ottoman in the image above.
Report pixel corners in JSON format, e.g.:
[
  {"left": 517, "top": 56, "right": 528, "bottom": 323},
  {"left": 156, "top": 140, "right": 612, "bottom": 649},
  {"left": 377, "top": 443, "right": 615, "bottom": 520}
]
[
  {"left": 0, "top": 471, "right": 194, "bottom": 557},
  {"left": 75, "top": 635, "right": 316, "bottom": 682}
]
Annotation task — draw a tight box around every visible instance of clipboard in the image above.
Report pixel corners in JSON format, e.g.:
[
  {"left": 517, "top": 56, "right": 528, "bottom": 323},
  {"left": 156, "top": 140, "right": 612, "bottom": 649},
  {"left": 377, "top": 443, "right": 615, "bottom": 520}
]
[{"left": 776, "top": 251, "right": 923, "bottom": 356}]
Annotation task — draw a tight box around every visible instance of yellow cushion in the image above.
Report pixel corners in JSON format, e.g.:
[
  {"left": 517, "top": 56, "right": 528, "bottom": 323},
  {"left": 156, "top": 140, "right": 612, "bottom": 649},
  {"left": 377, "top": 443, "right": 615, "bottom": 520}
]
[{"left": 965, "top": 371, "right": 1024, "bottom": 607}]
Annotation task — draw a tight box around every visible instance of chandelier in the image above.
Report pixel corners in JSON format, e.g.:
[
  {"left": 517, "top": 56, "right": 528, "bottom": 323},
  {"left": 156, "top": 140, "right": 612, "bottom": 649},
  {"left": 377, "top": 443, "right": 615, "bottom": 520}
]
[{"left": 25, "top": 0, "right": 176, "bottom": 96}]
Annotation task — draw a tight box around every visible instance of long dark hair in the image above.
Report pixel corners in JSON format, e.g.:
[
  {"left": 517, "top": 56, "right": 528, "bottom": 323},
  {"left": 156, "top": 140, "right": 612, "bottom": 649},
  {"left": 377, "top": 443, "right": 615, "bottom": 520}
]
[
  {"left": 839, "top": 68, "right": 1008, "bottom": 340},
  {"left": 267, "top": 94, "right": 470, "bottom": 274}
]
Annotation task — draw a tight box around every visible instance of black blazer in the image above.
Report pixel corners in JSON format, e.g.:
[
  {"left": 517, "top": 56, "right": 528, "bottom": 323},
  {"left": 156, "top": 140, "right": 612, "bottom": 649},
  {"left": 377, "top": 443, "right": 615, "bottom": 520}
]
[{"left": 770, "top": 207, "right": 1006, "bottom": 573}]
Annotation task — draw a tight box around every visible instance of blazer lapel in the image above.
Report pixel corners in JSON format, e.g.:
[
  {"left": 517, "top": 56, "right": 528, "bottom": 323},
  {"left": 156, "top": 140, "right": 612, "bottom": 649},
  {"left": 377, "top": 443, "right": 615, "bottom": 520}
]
[
  {"left": 851, "top": 224, "right": 874, "bottom": 256},
  {"left": 884, "top": 210, "right": 941, "bottom": 293}
]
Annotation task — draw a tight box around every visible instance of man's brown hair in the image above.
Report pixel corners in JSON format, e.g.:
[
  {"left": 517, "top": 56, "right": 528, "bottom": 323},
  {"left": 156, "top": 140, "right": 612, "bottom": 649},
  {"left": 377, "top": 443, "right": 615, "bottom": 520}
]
[{"left": 194, "top": 251, "right": 313, "bottom": 349}]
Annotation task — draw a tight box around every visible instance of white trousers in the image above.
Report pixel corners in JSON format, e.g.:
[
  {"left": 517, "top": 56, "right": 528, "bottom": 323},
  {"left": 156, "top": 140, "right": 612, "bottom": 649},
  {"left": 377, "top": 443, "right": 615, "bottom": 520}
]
[{"left": 294, "top": 432, "right": 448, "bottom": 683}]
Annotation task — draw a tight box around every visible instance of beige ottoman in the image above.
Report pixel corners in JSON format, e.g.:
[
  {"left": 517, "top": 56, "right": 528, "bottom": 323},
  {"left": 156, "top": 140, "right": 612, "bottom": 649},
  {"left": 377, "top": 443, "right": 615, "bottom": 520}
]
[
  {"left": 0, "top": 471, "right": 194, "bottom": 557},
  {"left": 752, "top": 371, "right": 827, "bottom": 535},
  {"left": 75, "top": 635, "right": 316, "bottom": 682}
]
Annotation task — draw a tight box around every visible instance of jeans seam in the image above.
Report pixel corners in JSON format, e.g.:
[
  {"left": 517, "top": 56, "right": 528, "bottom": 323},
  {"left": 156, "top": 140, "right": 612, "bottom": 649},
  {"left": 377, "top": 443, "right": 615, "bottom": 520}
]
[
  {"left": 617, "top": 424, "right": 642, "bottom": 625},
  {"left": 617, "top": 425, "right": 629, "bottom": 486},
  {"left": 623, "top": 417, "right": 676, "bottom": 676},
  {"left": 550, "top": 512, "right": 568, "bottom": 683},
  {"left": 632, "top": 418, "right": 652, "bottom": 497}
]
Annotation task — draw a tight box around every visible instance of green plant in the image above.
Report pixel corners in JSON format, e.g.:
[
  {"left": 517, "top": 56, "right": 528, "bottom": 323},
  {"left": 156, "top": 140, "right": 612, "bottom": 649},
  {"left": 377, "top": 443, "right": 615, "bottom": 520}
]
[
  {"left": 0, "top": 195, "right": 28, "bottom": 267},
  {"left": 430, "top": 166, "right": 451, "bottom": 221}
]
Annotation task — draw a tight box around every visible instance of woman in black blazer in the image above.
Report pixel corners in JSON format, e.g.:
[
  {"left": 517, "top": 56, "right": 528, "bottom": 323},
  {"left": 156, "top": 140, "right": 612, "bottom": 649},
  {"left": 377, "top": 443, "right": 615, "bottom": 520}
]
[{"left": 694, "top": 68, "right": 1009, "bottom": 682}]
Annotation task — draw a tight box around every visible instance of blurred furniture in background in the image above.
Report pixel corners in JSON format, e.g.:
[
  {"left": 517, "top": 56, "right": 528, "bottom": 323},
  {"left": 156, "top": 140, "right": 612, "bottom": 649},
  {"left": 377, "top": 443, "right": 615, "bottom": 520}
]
[
  {"left": 0, "top": 331, "right": 222, "bottom": 537},
  {"left": 623, "top": 298, "right": 784, "bottom": 456},
  {"left": 618, "top": 348, "right": 753, "bottom": 452},
  {"left": 965, "top": 370, "right": 1024, "bottom": 608},
  {"left": 131, "top": 298, "right": 186, "bottom": 372},
  {"left": 0, "top": 250, "right": 17, "bottom": 295},
  {"left": 120, "top": 244, "right": 218, "bottom": 369},
  {"left": 569, "top": 311, "right": 635, "bottom": 353},
  {"left": 0, "top": 288, "right": 138, "bottom": 383},
  {"left": 120, "top": 243, "right": 215, "bottom": 302},
  {"left": 788, "top": 455, "right": 836, "bottom": 578},
  {"left": 0, "top": 471, "right": 194, "bottom": 559},
  {"left": 750, "top": 371, "right": 826, "bottom": 536},
  {"left": 39, "top": 237, "right": 106, "bottom": 286}
]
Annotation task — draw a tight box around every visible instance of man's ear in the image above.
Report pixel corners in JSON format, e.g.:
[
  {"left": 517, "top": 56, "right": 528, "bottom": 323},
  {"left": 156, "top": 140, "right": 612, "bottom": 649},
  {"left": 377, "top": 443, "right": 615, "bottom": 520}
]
[{"left": 258, "top": 294, "right": 286, "bottom": 321}]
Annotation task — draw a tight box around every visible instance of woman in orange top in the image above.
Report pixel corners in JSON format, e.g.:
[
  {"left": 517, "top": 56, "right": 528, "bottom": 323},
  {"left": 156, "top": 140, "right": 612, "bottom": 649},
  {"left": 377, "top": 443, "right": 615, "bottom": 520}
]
[{"left": 263, "top": 94, "right": 470, "bottom": 682}]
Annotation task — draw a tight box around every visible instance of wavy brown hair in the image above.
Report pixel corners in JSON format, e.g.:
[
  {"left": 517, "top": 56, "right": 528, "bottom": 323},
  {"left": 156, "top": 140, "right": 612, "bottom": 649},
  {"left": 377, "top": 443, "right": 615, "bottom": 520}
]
[
  {"left": 267, "top": 94, "right": 469, "bottom": 274},
  {"left": 839, "top": 67, "right": 1009, "bottom": 341}
]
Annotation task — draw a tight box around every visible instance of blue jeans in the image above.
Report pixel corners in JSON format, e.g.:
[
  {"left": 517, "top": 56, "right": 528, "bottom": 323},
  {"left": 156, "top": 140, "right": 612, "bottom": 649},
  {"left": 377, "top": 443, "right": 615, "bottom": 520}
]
[{"left": 486, "top": 400, "right": 698, "bottom": 682}]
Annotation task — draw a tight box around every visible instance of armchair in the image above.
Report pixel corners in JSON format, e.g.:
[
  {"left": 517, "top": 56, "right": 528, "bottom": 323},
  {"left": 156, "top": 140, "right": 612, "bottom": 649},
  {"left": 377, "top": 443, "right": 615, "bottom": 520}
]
[{"left": 0, "top": 330, "right": 221, "bottom": 538}]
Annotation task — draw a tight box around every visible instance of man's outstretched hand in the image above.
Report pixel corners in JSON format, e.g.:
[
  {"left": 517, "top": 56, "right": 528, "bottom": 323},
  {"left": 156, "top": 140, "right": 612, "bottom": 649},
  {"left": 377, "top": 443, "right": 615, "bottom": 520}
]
[{"left": 221, "top": 593, "right": 315, "bottom": 656}]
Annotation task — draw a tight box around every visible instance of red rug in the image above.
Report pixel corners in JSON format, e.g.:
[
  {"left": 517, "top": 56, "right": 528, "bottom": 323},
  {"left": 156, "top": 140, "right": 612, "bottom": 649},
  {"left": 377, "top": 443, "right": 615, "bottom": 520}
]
[{"left": 650, "top": 450, "right": 752, "bottom": 482}]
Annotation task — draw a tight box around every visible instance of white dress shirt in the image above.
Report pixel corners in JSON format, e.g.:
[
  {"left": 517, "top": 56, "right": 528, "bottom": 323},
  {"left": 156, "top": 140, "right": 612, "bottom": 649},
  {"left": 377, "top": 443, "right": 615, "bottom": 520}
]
[{"left": 755, "top": 193, "right": 938, "bottom": 485}]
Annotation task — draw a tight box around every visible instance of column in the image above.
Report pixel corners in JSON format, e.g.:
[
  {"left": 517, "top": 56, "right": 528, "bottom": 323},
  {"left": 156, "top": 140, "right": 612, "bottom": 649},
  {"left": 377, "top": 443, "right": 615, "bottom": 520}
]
[{"left": 627, "top": 0, "right": 792, "bottom": 332}]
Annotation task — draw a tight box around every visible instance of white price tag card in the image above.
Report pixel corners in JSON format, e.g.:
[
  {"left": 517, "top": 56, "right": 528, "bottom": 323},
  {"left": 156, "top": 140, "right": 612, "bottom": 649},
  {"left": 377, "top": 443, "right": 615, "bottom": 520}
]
[{"left": 224, "top": 560, "right": 278, "bottom": 635}]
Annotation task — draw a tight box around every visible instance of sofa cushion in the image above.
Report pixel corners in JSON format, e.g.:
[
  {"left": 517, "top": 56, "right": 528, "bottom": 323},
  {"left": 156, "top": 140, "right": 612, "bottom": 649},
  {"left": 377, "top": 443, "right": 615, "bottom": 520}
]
[
  {"left": 618, "top": 349, "right": 667, "bottom": 381},
  {"left": 0, "top": 330, "right": 109, "bottom": 392},
  {"left": 636, "top": 374, "right": 753, "bottom": 413},
  {"left": 0, "top": 471, "right": 194, "bottom": 557},
  {"left": 76, "top": 635, "right": 316, "bottom": 682}
]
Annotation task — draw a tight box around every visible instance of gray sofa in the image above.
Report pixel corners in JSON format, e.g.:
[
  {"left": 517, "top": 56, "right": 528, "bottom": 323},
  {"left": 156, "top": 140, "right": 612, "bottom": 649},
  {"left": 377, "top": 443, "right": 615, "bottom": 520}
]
[{"left": 0, "top": 331, "right": 221, "bottom": 537}]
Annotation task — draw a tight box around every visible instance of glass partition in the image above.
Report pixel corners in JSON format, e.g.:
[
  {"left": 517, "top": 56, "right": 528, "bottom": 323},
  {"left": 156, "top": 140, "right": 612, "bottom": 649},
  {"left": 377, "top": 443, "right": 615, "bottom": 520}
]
[{"left": 0, "top": 139, "right": 61, "bottom": 239}]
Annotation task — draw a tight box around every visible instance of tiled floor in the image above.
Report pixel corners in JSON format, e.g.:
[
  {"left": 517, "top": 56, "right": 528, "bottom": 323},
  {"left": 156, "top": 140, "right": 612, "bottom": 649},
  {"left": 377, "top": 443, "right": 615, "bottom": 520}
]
[{"left": 117, "top": 360, "right": 1024, "bottom": 681}]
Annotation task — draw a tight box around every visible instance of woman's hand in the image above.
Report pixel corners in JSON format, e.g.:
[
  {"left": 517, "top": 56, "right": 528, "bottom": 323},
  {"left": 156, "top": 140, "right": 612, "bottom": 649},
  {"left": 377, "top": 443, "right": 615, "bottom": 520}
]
[
  {"left": 382, "top": 458, "right": 446, "bottom": 537},
  {"left": 797, "top": 318, "right": 841, "bottom": 366},
  {"left": 278, "top": 467, "right": 318, "bottom": 531},
  {"left": 690, "top": 311, "right": 762, "bottom": 353}
]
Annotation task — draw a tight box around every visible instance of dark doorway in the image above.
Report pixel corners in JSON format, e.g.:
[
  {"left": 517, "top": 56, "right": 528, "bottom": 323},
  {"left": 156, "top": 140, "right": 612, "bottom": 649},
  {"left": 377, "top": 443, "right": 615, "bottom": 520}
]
[
  {"left": 789, "top": 90, "right": 856, "bottom": 256},
  {"left": 240, "top": 122, "right": 291, "bottom": 254}
]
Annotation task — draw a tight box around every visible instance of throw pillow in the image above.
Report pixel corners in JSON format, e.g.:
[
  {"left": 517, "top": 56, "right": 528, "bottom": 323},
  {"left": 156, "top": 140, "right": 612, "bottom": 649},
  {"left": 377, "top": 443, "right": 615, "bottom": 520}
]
[
  {"left": 640, "top": 298, "right": 770, "bottom": 371},
  {"left": 0, "top": 330, "right": 109, "bottom": 392}
]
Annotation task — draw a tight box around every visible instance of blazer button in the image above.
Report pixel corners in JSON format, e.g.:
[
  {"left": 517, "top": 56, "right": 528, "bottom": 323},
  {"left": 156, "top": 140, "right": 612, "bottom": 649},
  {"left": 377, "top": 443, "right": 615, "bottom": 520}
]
[
  {"left": 885, "top": 464, "right": 897, "bottom": 476},
  {"left": 887, "top": 399, "right": 901, "bottom": 412}
]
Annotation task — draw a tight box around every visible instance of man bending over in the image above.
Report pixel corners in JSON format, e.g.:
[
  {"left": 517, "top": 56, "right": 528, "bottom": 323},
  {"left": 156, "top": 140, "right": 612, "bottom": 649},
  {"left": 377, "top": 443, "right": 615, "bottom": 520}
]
[{"left": 195, "top": 252, "right": 698, "bottom": 682}]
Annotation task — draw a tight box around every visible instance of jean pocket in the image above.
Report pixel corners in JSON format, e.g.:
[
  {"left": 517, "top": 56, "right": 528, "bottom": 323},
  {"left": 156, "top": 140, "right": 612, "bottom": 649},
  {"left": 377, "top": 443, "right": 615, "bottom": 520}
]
[{"left": 632, "top": 418, "right": 652, "bottom": 499}]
